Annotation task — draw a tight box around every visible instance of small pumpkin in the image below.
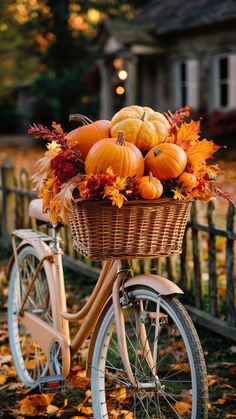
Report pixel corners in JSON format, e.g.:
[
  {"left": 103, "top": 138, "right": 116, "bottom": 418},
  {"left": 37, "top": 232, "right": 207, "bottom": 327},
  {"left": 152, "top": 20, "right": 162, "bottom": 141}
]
[
  {"left": 85, "top": 131, "right": 144, "bottom": 178},
  {"left": 66, "top": 114, "right": 111, "bottom": 161},
  {"left": 138, "top": 173, "right": 163, "bottom": 199},
  {"left": 145, "top": 143, "right": 187, "bottom": 180},
  {"left": 110, "top": 105, "right": 170, "bottom": 151},
  {"left": 178, "top": 172, "right": 198, "bottom": 191}
]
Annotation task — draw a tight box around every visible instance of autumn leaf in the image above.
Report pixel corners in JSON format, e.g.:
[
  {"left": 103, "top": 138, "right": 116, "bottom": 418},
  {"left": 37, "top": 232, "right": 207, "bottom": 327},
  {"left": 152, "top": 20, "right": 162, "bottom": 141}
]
[
  {"left": 0, "top": 373, "right": 7, "bottom": 386},
  {"left": 41, "top": 174, "right": 60, "bottom": 212},
  {"left": 164, "top": 106, "right": 191, "bottom": 128},
  {"left": 207, "top": 374, "right": 221, "bottom": 387},
  {"left": 168, "top": 120, "right": 201, "bottom": 149},
  {"left": 50, "top": 176, "right": 80, "bottom": 224},
  {"left": 104, "top": 185, "right": 127, "bottom": 207},
  {"left": 32, "top": 141, "right": 62, "bottom": 193},
  {"left": 186, "top": 139, "right": 222, "bottom": 175},
  {"left": 172, "top": 189, "right": 187, "bottom": 201},
  {"left": 173, "top": 399, "right": 192, "bottom": 416},
  {"left": 18, "top": 393, "right": 55, "bottom": 416},
  {"left": 69, "top": 367, "right": 91, "bottom": 389}
]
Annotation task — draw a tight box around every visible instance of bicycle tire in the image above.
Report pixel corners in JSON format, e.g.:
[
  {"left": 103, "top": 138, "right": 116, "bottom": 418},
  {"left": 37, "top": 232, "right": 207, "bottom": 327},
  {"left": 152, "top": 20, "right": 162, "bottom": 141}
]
[
  {"left": 91, "top": 286, "right": 208, "bottom": 419},
  {"left": 8, "top": 245, "right": 57, "bottom": 387}
]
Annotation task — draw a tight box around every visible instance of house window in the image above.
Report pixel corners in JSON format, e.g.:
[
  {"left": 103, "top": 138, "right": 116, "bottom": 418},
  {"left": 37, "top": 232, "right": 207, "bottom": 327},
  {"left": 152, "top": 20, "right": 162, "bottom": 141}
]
[
  {"left": 213, "top": 55, "right": 236, "bottom": 110},
  {"left": 175, "top": 59, "right": 199, "bottom": 109}
]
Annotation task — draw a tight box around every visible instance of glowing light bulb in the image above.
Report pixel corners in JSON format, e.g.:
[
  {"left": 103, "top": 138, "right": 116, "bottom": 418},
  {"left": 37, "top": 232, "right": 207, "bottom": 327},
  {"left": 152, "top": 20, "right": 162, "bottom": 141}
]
[
  {"left": 116, "top": 86, "right": 125, "bottom": 95},
  {"left": 118, "top": 70, "right": 128, "bottom": 80}
]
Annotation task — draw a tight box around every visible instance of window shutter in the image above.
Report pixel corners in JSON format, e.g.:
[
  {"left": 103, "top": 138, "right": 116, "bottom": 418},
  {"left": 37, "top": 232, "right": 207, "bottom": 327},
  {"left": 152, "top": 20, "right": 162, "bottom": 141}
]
[
  {"left": 187, "top": 59, "right": 199, "bottom": 109},
  {"left": 229, "top": 54, "right": 236, "bottom": 109},
  {"left": 174, "top": 62, "right": 181, "bottom": 108}
]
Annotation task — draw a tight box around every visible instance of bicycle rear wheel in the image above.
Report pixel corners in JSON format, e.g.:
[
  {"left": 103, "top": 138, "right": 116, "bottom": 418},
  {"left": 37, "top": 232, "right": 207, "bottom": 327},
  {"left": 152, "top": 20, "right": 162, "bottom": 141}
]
[
  {"left": 91, "top": 286, "right": 208, "bottom": 418},
  {"left": 8, "top": 246, "right": 56, "bottom": 387}
]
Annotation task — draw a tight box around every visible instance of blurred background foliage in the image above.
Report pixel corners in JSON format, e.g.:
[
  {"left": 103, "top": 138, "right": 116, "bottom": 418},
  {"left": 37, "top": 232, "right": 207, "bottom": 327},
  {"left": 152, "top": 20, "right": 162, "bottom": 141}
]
[{"left": 0, "top": 0, "right": 142, "bottom": 132}]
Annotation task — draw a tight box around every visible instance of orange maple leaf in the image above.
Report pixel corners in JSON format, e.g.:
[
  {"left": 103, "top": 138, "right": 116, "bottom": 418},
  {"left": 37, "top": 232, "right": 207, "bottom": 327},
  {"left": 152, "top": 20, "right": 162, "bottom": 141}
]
[
  {"left": 168, "top": 120, "right": 200, "bottom": 149},
  {"left": 187, "top": 139, "right": 222, "bottom": 175}
]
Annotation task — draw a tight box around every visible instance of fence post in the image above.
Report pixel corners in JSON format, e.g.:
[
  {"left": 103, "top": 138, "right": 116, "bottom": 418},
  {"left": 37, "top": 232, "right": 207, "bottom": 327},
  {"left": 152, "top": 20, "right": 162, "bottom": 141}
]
[
  {"left": 191, "top": 202, "right": 203, "bottom": 309},
  {"left": 1, "top": 159, "right": 16, "bottom": 247},
  {"left": 226, "top": 203, "right": 236, "bottom": 326},
  {"left": 207, "top": 201, "right": 217, "bottom": 317}
]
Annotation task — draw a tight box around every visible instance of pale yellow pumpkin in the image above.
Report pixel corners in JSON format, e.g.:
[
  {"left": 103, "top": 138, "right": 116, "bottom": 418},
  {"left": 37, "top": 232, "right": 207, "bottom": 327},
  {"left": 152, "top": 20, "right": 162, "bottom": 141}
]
[{"left": 110, "top": 105, "right": 170, "bottom": 151}]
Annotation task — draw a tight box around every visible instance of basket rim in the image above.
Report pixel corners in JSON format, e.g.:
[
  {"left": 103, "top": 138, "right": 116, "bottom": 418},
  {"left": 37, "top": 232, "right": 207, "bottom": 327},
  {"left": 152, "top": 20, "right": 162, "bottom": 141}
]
[{"left": 73, "top": 197, "right": 192, "bottom": 208}]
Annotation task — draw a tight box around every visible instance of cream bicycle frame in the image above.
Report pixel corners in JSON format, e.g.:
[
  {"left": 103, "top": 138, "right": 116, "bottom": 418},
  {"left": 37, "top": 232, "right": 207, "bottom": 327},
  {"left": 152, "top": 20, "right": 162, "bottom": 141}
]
[{"left": 10, "top": 227, "right": 183, "bottom": 385}]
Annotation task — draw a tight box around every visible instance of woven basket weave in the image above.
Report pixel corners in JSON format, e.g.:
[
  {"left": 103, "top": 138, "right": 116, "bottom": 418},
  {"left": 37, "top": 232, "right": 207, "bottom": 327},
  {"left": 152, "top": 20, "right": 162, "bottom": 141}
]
[{"left": 69, "top": 198, "right": 191, "bottom": 261}]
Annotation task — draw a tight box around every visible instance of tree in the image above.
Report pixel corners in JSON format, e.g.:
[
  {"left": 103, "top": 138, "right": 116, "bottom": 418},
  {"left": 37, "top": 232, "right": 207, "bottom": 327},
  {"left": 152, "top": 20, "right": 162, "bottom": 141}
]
[{"left": 0, "top": 0, "right": 144, "bottom": 131}]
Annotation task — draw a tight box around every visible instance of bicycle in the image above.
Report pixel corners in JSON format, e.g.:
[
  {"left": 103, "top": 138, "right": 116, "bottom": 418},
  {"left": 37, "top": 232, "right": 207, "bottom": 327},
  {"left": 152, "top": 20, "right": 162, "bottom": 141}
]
[{"left": 7, "top": 198, "right": 208, "bottom": 418}]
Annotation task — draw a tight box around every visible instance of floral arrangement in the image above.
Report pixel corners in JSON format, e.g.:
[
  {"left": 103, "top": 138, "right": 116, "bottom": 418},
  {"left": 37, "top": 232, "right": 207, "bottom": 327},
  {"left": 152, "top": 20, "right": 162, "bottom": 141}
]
[{"left": 29, "top": 105, "right": 233, "bottom": 224}]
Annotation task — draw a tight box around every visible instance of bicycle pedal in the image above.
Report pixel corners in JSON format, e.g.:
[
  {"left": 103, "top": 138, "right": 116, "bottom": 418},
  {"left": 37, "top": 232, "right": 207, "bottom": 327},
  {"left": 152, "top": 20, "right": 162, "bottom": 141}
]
[{"left": 39, "top": 375, "right": 65, "bottom": 393}]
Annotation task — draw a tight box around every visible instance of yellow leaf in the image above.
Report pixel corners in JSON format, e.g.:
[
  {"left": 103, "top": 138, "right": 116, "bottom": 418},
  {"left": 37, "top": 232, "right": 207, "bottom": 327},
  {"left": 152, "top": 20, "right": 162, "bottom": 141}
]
[
  {"left": 106, "top": 167, "right": 114, "bottom": 176},
  {"left": 46, "top": 404, "right": 60, "bottom": 414},
  {"left": 172, "top": 189, "right": 187, "bottom": 201},
  {"left": 18, "top": 393, "right": 55, "bottom": 416},
  {"left": 173, "top": 400, "right": 192, "bottom": 416},
  {"left": 50, "top": 176, "right": 79, "bottom": 224},
  {"left": 46, "top": 140, "right": 62, "bottom": 157},
  {"left": 0, "top": 373, "right": 7, "bottom": 386},
  {"left": 78, "top": 404, "right": 93, "bottom": 416},
  {"left": 32, "top": 141, "right": 61, "bottom": 193},
  {"left": 41, "top": 174, "right": 59, "bottom": 213},
  {"left": 24, "top": 359, "right": 36, "bottom": 370}
]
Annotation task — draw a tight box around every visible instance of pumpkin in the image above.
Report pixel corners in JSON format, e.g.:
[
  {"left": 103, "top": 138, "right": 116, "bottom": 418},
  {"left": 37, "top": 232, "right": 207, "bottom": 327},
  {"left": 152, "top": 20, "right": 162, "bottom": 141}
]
[
  {"left": 138, "top": 173, "right": 163, "bottom": 199},
  {"left": 66, "top": 114, "right": 111, "bottom": 161},
  {"left": 178, "top": 172, "right": 198, "bottom": 191},
  {"left": 145, "top": 143, "right": 187, "bottom": 180},
  {"left": 110, "top": 105, "right": 170, "bottom": 151},
  {"left": 85, "top": 131, "right": 144, "bottom": 178}
]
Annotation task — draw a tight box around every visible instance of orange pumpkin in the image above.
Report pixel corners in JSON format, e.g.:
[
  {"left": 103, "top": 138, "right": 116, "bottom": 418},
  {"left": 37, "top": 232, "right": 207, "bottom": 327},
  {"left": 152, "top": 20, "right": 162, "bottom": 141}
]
[
  {"left": 110, "top": 105, "right": 170, "bottom": 151},
  {"left": 178, "top": 172, "right": 198, "bottom": 191},
  {"left": 139, "top": 173, "right": 163, "bottom": 199},
  {"left": 66, "top": 115, "right": 110, "bottom": 161},
  {"left": 145, "top": 143, "right": 187, "bottom": 180},
  {"left": 85, "top": 131, "right": 144, "bottom": 178}
]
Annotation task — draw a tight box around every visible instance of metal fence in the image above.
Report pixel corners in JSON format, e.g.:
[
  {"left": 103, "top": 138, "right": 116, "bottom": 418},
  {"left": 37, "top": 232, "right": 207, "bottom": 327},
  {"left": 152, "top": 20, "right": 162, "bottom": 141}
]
[{"left": 0, "top": 159, "right": 235, "bottom": 340}]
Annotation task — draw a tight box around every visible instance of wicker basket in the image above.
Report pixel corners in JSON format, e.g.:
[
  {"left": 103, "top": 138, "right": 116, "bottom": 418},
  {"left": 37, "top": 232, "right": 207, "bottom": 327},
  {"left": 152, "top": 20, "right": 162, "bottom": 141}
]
[
  {"left": 70, "top": 199, "right": 191, "bottom": 260},
  {"left": 69, "top": 198, "right": 191, "bottom": 261}
]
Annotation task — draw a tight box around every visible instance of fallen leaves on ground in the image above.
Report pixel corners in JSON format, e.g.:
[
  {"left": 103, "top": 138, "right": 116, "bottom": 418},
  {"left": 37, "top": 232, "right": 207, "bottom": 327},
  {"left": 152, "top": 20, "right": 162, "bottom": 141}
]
[
  {"left": 1, "top": 261, "right": 236, "bottom": 418},
  {"left": 18, "top": 393, "right": 55, "bottom": 416}
]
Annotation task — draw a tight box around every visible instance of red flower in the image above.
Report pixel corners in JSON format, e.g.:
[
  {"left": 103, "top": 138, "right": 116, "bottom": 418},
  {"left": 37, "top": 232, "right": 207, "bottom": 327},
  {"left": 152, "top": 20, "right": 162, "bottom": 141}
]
[{"left": 50, "top": 149, "right": 84, "bottom": 184}]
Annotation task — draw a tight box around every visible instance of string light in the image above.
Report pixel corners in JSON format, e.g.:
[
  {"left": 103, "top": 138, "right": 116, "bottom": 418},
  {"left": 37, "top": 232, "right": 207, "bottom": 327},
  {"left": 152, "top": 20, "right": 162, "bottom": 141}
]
[
  {"left": 116, "top": 86, "right": 125, "bottom": 95},
  {"left": 118, "top": 70, "right": 128, "bottom": 80}
]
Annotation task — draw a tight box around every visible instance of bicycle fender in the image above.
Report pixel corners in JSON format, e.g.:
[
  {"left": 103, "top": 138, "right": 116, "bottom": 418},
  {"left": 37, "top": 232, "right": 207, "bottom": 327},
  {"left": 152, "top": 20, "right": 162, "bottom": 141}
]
[
  {"left": 86, "top": 273, "right": 183, "bottom": 377},
  {"left": 124, "top": 274, "right": 183, "bottom": 295}
]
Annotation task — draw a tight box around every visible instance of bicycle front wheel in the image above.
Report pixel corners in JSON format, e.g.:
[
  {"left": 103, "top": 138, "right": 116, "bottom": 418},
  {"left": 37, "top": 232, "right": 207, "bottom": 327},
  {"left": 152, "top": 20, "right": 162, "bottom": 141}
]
[
  {"left": 91, "top": 286, "right": 208, "bottom": 418},
  {"left": 8, "top": 246, "right": 56, "bottom": 387}
]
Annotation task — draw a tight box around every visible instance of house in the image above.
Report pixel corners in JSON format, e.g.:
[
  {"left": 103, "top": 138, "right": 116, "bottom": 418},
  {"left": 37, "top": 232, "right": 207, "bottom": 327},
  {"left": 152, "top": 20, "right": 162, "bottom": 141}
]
[{"left": 97, "top": 0, "right": 236, "bottom": 120}]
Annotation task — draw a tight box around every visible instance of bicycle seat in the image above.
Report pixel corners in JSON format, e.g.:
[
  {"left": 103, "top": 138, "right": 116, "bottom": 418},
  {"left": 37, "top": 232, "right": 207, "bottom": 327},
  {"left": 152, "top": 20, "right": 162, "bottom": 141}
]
[{"left": 28, "top": 199, "right": 51, "bottom": 223}]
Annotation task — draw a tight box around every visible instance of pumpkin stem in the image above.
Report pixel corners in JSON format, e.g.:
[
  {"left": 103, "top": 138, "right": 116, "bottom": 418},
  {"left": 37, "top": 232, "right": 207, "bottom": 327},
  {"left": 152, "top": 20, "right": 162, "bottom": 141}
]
[
  {"left": 69, "top": 114, "right": 93, "bottom": 126},
  {"left": 149, "top": 172, "right": 153, "bottom": 182},
  {"left": 117, "top": 131, "right": 125, "bottom": 145},
  {"left": 154, "top": 147, "right": 161, "bottom": 157},
  {"left": 140, "top": 111, "right": 146, "bottom": 121}
]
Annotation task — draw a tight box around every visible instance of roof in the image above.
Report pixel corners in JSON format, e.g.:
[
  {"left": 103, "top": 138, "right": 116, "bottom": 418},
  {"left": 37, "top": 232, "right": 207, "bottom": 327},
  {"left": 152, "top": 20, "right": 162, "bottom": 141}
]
[
  {"left": 137, "top": 0, "right": 236, "bottom": 35},
  {"left": 105, "top": 0, "right": 236, "bottom": 47}
]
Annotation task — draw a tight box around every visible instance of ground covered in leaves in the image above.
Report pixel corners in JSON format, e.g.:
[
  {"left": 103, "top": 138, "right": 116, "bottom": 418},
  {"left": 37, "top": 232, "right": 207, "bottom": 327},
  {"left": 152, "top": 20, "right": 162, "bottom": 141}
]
[{"left": 0, "top": 250, "right": 236, "bottom": 419}]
